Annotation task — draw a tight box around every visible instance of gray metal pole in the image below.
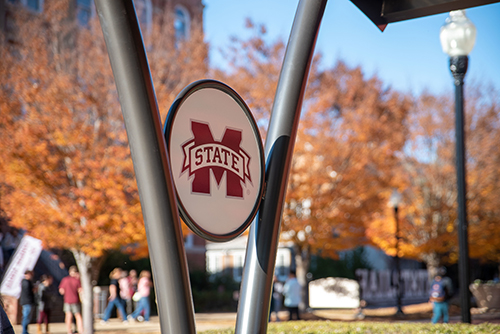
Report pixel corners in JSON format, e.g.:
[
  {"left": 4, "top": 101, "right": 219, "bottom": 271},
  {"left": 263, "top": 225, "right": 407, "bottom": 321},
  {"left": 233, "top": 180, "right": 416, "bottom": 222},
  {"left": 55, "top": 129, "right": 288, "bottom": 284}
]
[
  {"left": 235, "top": 0, "right": 327, "bottom": 332},
  {"left": 450, "top": 55, "right": 471, "bottom": 323},
  {"left": 94, "top": 1, "right": 196, "bottom": 333}
]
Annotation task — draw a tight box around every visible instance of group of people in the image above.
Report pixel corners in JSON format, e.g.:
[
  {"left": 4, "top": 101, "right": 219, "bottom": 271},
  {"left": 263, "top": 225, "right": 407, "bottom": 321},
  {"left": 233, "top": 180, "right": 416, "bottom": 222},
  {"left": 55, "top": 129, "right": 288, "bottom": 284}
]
[
  {"left": 16, "top": 262, "right": 456, "bottom": 332},
  {"left": 20, "top": 266, "right": 83, "bottom": 334},
  {"left": 19, "top": 265, "right": 152, "bottom": 334},
  {"left": 20, "top": 270, "right": 59, "bottom": 334},
  {"left": 100, "top": 267, "right": 152, "bottom": 324}
]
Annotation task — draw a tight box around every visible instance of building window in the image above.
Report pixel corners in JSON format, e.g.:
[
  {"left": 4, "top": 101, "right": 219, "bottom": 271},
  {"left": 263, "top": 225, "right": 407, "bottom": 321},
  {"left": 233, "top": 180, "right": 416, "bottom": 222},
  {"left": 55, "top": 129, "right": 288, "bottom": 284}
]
[
  {"left": 26, "top": 0, "right": 42, "bottom": 12},
  {"left": 10, "top": 0, "right": 44, "bottom": 12},
  {"left": 76, "top": 0, "right": 92, "bottom": 26},
  {"left": 233, "top": 254, "right": 244, "bottom": 282},
  {"left": 174, "top": 5, "right": 190, "bottom": 41},
  {"left": 275, "top": 248, "right": 292, "bottom": 282},
  {"left": 207, "top": 254, "right": 222, "bottom": 277},
  {"left": 184, "top": 234, "right": 194, "bottom": 248},
  {"left": 276, "top": 253, "right": 286, "bottom": 277},
  {"left": 134, "top": 0, "right": 152, "bottom": 33}
]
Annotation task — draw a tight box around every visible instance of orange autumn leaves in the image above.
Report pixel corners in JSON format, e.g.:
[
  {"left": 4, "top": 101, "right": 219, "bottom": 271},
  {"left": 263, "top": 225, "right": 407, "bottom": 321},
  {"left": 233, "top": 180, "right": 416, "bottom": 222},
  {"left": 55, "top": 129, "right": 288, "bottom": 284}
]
[
  {"left": 367, "top": 87, "right": 500, "bottom": 266},
  {"left": 2, "top": 6, "right": 500, "bottom": 274},
  {"left": 215, "top": 22, "right": 500, "bottom": 268},
  {"left": 0, "top": 1, "right": 206, "bottom": 259},
  {"left": 214, "top": 22, "right": 412, "bottom": 266}
]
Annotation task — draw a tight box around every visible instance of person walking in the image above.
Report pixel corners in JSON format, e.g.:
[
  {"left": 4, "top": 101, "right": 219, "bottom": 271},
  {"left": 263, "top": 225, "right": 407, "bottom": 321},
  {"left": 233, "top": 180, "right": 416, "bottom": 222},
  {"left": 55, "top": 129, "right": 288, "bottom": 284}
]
[
  {"left": 101, "top": 268, "right": 128, "bottom": 324},
  {"left": 282, "top": 271, "right": 301, "bottom": 321},
  {"left": 128, "top": 270, "right": 138, "bottom": 312},
  {"left": 59, "top": 266, "right": 83, "bottom": 334},
  {"left": 119, "top": 270, "right": 133, "bottom": 315},
  {"left": 429, "top": 267, "right": 453, "bottom": 324},
  {"left": 127, "top": 270, "right": 151, "bottom": 323},
  {"left": 20, "top": 270, "right": 35, "bottom": 334},
  {"left": 36, "top": 275, "right": 55, "bottom": 334},
  {"left": 269, "top": 275, "right": 283, "bottom": 322}
]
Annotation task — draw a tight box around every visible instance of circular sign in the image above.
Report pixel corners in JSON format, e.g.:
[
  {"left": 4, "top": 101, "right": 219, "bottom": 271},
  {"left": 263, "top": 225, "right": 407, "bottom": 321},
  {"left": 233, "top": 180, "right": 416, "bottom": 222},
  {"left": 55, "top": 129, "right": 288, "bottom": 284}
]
[{"left": 164, "top": 80, "right": 265, "bottom": 242}]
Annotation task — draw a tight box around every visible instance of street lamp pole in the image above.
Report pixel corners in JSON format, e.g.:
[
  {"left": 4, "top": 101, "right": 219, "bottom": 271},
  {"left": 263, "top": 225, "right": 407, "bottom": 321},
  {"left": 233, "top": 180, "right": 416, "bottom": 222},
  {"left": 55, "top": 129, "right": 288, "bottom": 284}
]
[
  {"left": 451, "top": 53, "right": 472, "bottom": 324},
  {"left": 440, "top": 10, "right": 476, "bottom": 324},
  {"left": 389, "top": 190, "right": 403, "bottom": 315},
  {"left": 394, "top": 204, "right": 403, "bottom": 315},
  {"left": 454, "top": 55, "right": 472, "bottom": 324}
]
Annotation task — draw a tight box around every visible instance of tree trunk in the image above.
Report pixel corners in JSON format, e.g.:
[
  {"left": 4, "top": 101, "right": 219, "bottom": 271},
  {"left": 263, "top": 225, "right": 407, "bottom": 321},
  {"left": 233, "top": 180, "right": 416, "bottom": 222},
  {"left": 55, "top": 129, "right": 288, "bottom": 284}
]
[
  {"left": 73, "top": 250, "right": 95, "bottom": 334},
  {"left": 294, "top": 245, "right": 311, "bottom": 311},
  {"left": 91, "top": 254, "right": 107, "bottom": 284},
  {"left": 423, "top": 252, "right": 440, "bottom": 281}
]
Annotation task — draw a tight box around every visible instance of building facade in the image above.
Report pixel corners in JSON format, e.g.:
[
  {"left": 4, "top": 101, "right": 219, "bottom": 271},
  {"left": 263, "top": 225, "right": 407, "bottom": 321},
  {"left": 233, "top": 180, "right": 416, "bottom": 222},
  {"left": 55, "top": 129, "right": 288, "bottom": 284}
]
[
  {"left": 1, "top": 0, "right": 203, "bottom": 40},
  {"left": 206, "top": 236, "right": 294, "bottom": 283}
]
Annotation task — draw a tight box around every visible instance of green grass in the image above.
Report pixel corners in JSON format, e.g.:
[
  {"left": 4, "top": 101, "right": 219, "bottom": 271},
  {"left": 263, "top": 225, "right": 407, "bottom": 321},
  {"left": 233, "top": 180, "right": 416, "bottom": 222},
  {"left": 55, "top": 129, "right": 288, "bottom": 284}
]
[{"left": 199, "top": 321, "right": 500, "bottom": 334}]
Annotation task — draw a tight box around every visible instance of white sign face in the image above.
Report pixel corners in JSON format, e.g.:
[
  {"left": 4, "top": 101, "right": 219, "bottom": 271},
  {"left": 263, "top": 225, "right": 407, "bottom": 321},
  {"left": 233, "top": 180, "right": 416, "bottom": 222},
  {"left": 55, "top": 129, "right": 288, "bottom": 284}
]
[
  {"left": 165, "top": 80, "right": 264, "bottom": 242},
  {"left": 0, "top": 235, "right": 42, "bottom": 298}
]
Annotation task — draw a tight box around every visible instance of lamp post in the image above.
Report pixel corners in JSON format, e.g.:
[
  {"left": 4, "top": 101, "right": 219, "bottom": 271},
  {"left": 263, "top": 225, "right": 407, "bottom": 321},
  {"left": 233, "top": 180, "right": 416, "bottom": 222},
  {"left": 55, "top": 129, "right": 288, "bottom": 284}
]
[
  {"left": 389, "top": 190, "right": 403, "bottom": 315},
  {"left": 439, "top": 9, "right": 476, "bottom": 324}
]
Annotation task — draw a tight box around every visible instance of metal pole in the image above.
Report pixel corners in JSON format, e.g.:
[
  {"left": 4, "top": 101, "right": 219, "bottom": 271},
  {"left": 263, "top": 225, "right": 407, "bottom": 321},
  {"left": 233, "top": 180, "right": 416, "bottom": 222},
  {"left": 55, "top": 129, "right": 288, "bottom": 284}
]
[
  {"left": 450, "top": 55, "right": 471, "bottom": 323},
  {"left": 395, "top": 206, "right": 403, "bottom": 315},
  {"left": 235, "top": 0, "right": 327, "bottom": 333},
  {"left": 94, "top": 1, "right": 196, "bottom": 333}
]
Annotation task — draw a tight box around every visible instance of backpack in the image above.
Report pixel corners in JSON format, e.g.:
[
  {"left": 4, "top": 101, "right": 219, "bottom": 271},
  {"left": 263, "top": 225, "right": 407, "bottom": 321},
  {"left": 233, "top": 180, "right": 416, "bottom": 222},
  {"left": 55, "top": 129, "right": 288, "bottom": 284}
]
[{"left": 430, "top": 279, "right": 447, "bottom": 302}]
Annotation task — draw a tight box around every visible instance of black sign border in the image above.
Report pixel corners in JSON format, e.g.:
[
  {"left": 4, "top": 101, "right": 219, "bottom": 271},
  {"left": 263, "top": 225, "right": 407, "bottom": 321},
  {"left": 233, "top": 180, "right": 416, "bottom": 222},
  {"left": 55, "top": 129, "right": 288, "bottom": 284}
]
[{"left": 164, "top": 79, "right": 265, "bottom": 242}]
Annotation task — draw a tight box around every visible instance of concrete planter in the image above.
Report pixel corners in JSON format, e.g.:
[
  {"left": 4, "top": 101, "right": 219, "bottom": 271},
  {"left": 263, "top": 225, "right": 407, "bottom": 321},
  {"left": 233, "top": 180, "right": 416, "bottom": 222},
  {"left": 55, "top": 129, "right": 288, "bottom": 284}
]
[{"left": 470, "top": 283, "right": 500, "bottom": 309}]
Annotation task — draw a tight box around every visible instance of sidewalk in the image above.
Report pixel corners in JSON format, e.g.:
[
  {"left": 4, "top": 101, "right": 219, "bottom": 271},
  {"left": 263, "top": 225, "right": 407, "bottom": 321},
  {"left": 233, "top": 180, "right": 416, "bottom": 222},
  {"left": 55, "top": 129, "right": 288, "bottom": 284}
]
[
  {"left": 13, "top": 306, "right": 500, "bottom": 333},
  {"left": 13, "top": 313, "right": 237, "bottom": 334},
  {"left": 312, "top": 303, "right": 500, "bottom": 324}
]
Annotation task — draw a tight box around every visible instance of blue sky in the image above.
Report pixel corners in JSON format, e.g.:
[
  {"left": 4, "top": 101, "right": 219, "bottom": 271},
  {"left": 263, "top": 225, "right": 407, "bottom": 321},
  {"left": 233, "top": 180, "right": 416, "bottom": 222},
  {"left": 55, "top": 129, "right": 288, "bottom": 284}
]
[{"left": 203, "top": 0, "right": 500, "bottom": 95}]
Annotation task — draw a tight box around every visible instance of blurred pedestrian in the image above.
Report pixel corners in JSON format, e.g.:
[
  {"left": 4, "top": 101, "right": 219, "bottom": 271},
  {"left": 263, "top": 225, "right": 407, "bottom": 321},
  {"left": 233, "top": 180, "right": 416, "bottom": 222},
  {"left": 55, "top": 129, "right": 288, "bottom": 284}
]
[
  {"left": 119, "top": 270, "right": 133, "bottom": 315},
  {"left": 2, "top": 228, "right": 22, "bottom": 264},
  {"left": 20, "top": 270, "right": 35, "bottom": 334},
  {"left": 128, "top": 270, "right": 138, "bottom": 311},
  {"left": 59, "top": 266, "right": 83, "bottom": 334},
  {"left": 36, "top": 275, "right": 55, "bottom": 334},
  {"left": 127, "top": 270, "right": 151, "bottom": 323},
  {"left": 429, "top": 267, "right": 453, "bottom": 324},
  {"left": 282, "top": 271, "right": 301, "bottom": 321},
  {"left": 269, "top": 275, "right": 282, "bottom": 322},
  {"left": 101, "top": 268, "right": 128, "bottom": 324}
]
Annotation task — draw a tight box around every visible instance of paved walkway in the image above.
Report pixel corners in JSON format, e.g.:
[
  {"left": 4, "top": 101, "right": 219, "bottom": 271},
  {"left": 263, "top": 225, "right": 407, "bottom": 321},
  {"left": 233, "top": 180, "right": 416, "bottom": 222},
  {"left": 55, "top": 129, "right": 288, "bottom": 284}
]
[
  {"left": 13, "top": 308, "right": 500, "bottom": 333},
  {"left": 13, "top": 313, "right": 237, "bottom": 334}
]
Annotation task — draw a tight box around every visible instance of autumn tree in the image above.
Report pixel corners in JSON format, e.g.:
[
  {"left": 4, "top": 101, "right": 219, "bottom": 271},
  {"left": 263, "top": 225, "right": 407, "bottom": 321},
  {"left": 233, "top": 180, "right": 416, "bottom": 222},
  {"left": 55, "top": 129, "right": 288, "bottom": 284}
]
[
  {"left": 214, "top": 22, "right": 412, "bottom": 292},
  {"left": 367, "top": 92, "right": 457, "bottom": 275},
  {"left": 283, "top": 63, "right": 411, "bottom": 288},
  {"left": 367, "top": 83, "right": 500, "bottom": 277},
  {"left": 213, "top": 19, "right": 283, "bottom": 137},
  {"left": 0, "top": 1, "right": 206, "bottom": 333},
  {"left": 466, "top": 84, "right": 500, "bottom": 269}
]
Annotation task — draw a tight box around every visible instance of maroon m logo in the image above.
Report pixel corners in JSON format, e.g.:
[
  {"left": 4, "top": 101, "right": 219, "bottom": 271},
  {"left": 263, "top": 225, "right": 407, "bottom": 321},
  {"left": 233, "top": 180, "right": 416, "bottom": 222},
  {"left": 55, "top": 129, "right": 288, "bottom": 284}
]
[{"left": 181, "top": 121, "right": 251, "bottom": 198}]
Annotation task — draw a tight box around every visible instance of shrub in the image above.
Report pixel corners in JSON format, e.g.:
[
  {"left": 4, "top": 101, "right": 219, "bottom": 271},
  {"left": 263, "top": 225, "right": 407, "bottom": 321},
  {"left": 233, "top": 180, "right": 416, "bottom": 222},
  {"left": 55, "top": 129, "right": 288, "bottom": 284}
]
[
  {"left": 190, "top": 271, "right": 240, "bottom": 312},
  {"left": 192, "top": 290, "right": 237, "bottom": 313}
]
